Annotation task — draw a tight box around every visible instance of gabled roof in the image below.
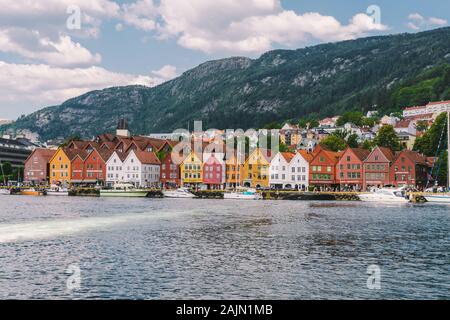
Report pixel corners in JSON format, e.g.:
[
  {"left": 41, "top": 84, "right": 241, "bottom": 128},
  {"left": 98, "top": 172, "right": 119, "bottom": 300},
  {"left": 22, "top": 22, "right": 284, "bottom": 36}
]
[
  {"left": 298, "top": 150, "right": 314, "bottom": 162},
  {"left": 64, "top": 148, "right": 88, "bottom": 161},
  {"left": 280, "top": 152, "right": 296, "bottom": 163},
  {"left": 395, "top": 120, "right": 413, "bottom": 128},
  {"left": 350, "top": 148, "right": 370, "bottom": 162},
  {"left": 25, "top": 148, "right": 56, "bottom": 163},
  {"left": 133, "top": 150, "right": 161, "bottom": 165},
  {"left": 378, "top": 146, "right": 396, "bottom": 162},
  {"left": 396, "top": 150, "right": 428, "bottom": 166},
  {"left": 68, "top": 140, "right": 89, "bottom": 149},
  {"left": 100, "top": 141, "right": 117, "bottom": 150}
]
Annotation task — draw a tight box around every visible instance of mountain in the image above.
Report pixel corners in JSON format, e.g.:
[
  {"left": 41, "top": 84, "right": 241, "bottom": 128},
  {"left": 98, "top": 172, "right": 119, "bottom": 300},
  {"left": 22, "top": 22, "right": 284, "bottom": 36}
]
[{"left": 2, "top": 27, "right": 450, "bottom": 141}]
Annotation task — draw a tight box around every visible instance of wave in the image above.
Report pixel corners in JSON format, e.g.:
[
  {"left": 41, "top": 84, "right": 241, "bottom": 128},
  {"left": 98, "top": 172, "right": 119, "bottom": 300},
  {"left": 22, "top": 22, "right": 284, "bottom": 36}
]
[{"left": 0, "top": 210, "right": 189, "bottom": 244}]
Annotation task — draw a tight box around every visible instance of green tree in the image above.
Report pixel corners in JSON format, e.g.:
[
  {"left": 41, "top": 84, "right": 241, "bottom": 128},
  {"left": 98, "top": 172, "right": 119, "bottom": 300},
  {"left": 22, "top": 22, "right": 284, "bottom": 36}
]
[
  {"left": 414, "top": 113, "right": 448, "bottom": 156},
  {"left": 263, "top": 122, "right": 282, "bottom": 130},
  {"left": 1, "top": 161, "right": 12, "bottom": 176},
  {"left": 360, "top": 140, "right": 373, "bottom": 150},
  {"left": 336, "top": 111, "right": 364, "bottom": 127},
  {"left": 347, "top": 134, "right": 360, "bottom": 148},
  {"left": 373, "top": 125, "right": 402, "bottom": 151},
  {"left": 320, "top": 135, "right": 347, "bottom": 152},
  {"left": 415, "top": 120, "right": 429, "bottom": 132}
]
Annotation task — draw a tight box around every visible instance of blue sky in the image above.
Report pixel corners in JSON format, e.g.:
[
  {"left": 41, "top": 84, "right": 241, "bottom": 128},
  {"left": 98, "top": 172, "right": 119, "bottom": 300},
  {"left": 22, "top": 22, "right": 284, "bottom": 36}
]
[{"left": 0, "top": 0, "right": 448, "bottom": 119}]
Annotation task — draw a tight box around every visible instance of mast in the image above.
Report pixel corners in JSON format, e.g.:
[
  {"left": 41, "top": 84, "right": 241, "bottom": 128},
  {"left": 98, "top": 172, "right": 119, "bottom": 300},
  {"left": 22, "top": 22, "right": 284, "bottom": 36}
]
[{"left": 448, "top": 111, "right": 450, "bottom": 190}]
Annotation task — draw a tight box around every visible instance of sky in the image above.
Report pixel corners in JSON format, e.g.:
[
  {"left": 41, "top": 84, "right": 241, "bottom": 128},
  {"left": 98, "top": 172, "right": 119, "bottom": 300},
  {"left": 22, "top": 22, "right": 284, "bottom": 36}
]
[{"left": 0, "top": 0, "right": 449, "bottom": 120}]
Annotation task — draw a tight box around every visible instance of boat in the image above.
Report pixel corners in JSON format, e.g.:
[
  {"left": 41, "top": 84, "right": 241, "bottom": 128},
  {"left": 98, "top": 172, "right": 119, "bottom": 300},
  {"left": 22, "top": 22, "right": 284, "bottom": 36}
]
[
  {"left": 163, "top": 187, "right": 196, "bottom": 198},
  {"left": 0, "top": 188, "right": 10, "bottom": 195},
  {"left": 424, "top": 193, "right": 450, "bottom": 203},
  {"left": 224, "top": 188, "right": 262, "bottom": 200},
  {"left": 100, "top": 183, "right": 149, "bottom": 197},
  {"left": 19, "top": 188, "right": 45, "bottom": 196},
  {"left": 46, "top": 186, "right": 69, "bottom": 196},
  {"left": 358, "top": 187, "right": 410, "bottom": 203},
  {"left": 424, "top": 111, "right": 450, "bottom": 204}
]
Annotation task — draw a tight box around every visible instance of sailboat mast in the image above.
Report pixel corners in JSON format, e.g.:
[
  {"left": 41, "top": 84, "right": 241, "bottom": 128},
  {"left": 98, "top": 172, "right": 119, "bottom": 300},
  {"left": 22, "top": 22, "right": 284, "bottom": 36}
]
[{"left": 448, "top": 111, "right": 450, "bottom": 190}]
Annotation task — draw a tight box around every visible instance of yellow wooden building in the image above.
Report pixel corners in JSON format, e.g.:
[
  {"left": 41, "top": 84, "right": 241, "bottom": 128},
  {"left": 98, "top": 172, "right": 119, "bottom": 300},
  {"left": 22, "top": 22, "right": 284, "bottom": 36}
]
[
  {"left": 225, "top": 154, "right": 245, "bottom": 189},
  {"left": 242, "top": 148, "right": 274, "bottom": 188},
  {"left": 180, "top": 151, "right": 203, "bottom": 187},
  {"left": 49, "top": 148, "right": 72, "bottom": 186}
]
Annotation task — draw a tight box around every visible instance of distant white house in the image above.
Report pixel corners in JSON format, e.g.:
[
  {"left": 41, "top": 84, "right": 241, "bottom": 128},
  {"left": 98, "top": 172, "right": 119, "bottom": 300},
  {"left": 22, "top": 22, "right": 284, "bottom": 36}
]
[
  {"left": 394, "top": 120, "right": 417, "bottom": 136},
  {"left": 269, "top": 152, "right": 309, "bottom": 190},
  {"left": 122, "top": 150, "right": 161, "bottom": 188},
  {"left": 380, "top": 115, "right": 399, "bottom": 126}
]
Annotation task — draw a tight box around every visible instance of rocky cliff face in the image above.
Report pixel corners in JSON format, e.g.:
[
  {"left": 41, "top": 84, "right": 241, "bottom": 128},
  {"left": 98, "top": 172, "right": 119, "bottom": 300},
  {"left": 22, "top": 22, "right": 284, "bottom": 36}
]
[{"left": 2, "top": 27, "right": 450, "bottom": 141}]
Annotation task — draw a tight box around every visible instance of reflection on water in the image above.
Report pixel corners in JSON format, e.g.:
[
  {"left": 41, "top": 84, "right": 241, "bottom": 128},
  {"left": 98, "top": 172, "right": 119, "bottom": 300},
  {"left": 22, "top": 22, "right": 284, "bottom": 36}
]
[{"left": 0, "top": 196, "right": 449, "bottom": 300}]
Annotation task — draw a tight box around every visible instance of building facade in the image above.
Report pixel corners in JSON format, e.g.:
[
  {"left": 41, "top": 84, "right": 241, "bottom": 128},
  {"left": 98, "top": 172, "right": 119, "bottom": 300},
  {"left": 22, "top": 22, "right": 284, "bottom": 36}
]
[
  {"left": 122, "top": 150, "right": 161, "bottom": 188},
  {"left": 336, "top": 148, "right": 369, "bottom": 190},
  {"left": 180, "top": 152, "right": 203, "bottom": 187},
  {"left": 390, "top": 150, "right": 429, "bottom": 189},
  {"left": 363, "top": 146, "right": 396, "bottom": 190},
  {"left": 202, "top": 154, "right": 225, "bottom": 189},
  {"left": 24, "top": 148, "right": 56, "bottom": 184},
  {"left": 243, "top": 149, "right": 273, "bottom": 188},
  {"left": 160, "top": 152, "right": 181, "bottom": 188},
  {"left": 309, "top": 147, "right": 341, "bottom": 187}
]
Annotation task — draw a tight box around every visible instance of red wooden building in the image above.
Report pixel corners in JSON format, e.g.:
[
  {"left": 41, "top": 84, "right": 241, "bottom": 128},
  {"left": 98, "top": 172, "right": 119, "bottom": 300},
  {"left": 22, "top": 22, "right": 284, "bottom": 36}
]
[
  {"left": 363, "top": 146, "right": 396, "bottom": 190},
  {"left": 160, "top": 152, "right": 181, "bottom": 188},
  {"left": 202, "top": 154, "right": 225, "bottom": 189},
  {"left": 83, "top": 149, "right": 112, "bottom": 184},
  {"left": 24, "top": 148, "right": 56, "bottom": 184},
  {"left": 309, "top": 146, "right": 341, "bottom": 187},
  {"left": 390, "top": 150, "right": 429, "bottom": 189},
  {"left": 70, "top": 150, "right": 88, "bottom": 184},
  {"left": 336, "top": 148, "right": 370, "bottom": 190}
]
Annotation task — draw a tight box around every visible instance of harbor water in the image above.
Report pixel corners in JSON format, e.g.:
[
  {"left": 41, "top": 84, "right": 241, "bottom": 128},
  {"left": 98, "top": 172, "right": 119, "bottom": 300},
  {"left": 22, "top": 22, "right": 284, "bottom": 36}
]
[{"left": 0, "top": 196, "right": 449, "bottom": 299}]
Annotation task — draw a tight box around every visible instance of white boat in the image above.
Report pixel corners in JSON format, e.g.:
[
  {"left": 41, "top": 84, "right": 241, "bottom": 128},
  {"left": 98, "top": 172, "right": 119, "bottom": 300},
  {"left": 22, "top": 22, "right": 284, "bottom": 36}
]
[
  {"left": 224, "top": 188, "right": 261, "bottom": 200},
  {"left": 424, "top": 193, "right": 450, "bottom": 203},
  {"left": 163, "top": 187, "right": 196, "bottom": 198},
  {"left": 100, "top": 183, "right": 149, "bottom": 198},
  {"left": 0, "top": 188, "right": 10, "bottom": 195},
  {"left": 46, "top": 186, "right": 69, "bottom": 196},
  {"left": 358, "top": 188, "right": 410, "bottom": 203}
]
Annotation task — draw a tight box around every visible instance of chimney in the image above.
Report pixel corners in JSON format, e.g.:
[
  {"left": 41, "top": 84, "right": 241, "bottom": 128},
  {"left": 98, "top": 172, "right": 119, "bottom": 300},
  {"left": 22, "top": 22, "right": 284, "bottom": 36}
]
[{"left": 116, "top": 118, "right": 130, "bottom": 137}]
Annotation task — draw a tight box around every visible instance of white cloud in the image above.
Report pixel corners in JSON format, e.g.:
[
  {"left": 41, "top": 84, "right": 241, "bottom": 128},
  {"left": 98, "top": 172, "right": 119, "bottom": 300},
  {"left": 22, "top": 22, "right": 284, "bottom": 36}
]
[
  {"left": 408, "top": 13, "right": 424, "bottom": 22},
  {"left": 429, "top": 17, "right": 448, "bottom": 26},
  {"left": 0, "top": 28, "right": 101, "bottom": 67},
  {"left": 120, "top": 0, "right": 158, "bottom": 31},
  {"left": 407, "top": 13, "right": 448, "bottom": 30},
  {"left": 155, "top": 0, "right": 388, "bottom": 54},
  {"left": 0, "top": 61, "right": 177, "bottom": 113},
  {"left": 151, "top": 65, "right": 177, "bottom": 79}
]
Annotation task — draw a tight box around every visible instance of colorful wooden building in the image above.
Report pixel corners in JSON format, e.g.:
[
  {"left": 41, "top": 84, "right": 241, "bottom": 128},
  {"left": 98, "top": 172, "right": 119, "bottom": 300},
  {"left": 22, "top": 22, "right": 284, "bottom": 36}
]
[
  {"left": 202, "top": 153, "right": 225, "bottom": 189},
  {"left": 336, "top": 148, "right": 370, "bottom": 190},
  {"left": 225, "top": 153, "right": 245, "bottom": 189},
  {"left": 390, "top": 150, "right": 429, "bottom": 188},
  {"left": 160, "top": 152, "right": 181, "bottom": 188},
  {"left": 309, "top": 146, "right": 341, "bottom": 187},
  {"left": 363, "top": 146, "right": 396, "bottom": 190},
  {"left": 180, "top": 152, "right": 203, "bottom": 187},
  {"left": 24, "top": 148, "right": 56, "bottom": 185},
  {"left": 242, "top": 148, "right": 273, "bottom": 188}
]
